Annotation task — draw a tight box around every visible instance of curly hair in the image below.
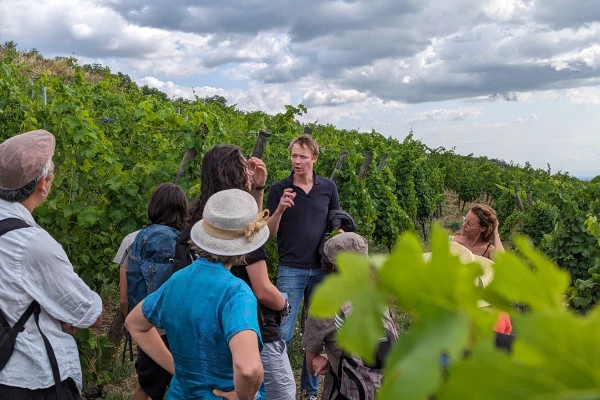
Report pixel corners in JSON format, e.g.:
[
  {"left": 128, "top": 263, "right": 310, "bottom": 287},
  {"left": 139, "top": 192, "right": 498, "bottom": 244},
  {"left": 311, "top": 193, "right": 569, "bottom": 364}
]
[
  {"left": 470, "top": 204, "right": 498, "bottom": 243},
  {"left": 187, "top": 145, "right": 249, "bottom": 227},
  {"left": 190, "top": 245, "right": 247, "bottom": 267}
]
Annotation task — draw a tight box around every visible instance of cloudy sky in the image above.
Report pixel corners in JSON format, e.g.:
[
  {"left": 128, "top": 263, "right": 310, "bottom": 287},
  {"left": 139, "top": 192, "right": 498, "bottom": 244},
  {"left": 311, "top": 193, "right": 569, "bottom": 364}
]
[{"left": 2, "top": 0, "right": 599, "bottom": 177}]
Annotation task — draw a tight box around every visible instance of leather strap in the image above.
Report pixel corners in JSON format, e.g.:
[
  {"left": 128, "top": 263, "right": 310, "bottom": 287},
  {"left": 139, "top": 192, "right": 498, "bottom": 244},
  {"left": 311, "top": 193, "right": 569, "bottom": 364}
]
[
  {"left": 33, "top": 302, "right": 65, "bottom": 399},
  {"left": 0, "top": 218, "right": 30, "bottom": 237}
]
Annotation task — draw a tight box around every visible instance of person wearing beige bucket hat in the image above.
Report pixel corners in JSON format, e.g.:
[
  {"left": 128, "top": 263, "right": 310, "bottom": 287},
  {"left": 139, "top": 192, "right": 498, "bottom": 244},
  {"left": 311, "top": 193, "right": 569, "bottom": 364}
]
[
  {"left": 0, "top": 130, "right": 102, "bottom": 398},
  {"left": 125, "top": 189, "right": 268, "bottom": 400},
  {"left": 172, "top": 144, "right": 295, "bottom": 400}
]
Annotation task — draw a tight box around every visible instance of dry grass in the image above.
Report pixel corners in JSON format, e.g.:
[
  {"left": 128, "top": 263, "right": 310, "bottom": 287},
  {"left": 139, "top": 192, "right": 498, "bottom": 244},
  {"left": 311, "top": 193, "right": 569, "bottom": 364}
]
[
  {"left": 103, "top": 367, "right": 137, "bottom": 400},
  {"left": 0, "top": 42, "right": 108, "bottom": 83},
  {"left": 437, "top": 190, "right": 491, "bottom": 234}
]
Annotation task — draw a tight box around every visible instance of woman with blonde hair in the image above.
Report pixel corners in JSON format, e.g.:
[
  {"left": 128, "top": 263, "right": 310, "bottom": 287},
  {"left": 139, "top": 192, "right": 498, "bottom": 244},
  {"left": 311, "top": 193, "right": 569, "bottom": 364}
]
[{"left": 452, "top": 204, "right": 504, "bottom": 260}]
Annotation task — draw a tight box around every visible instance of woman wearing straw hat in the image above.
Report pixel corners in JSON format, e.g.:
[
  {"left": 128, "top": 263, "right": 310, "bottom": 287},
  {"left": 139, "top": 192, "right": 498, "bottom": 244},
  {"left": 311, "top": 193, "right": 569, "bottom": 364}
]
[
  {"left": 174, "top": 145, "right": 295, "bottom": 400},
  {"left": 125, "top": 189, "right": 268, "bottom": 400},
  {"left": 452, "top": 204, "right": 505, "bottom": 260}
]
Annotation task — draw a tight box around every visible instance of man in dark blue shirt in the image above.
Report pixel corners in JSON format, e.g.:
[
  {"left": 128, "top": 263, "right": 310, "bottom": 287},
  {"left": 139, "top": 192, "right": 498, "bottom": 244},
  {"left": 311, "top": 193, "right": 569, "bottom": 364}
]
[{"left": 267, "top": 134, "right": 340, "bottom": 399}]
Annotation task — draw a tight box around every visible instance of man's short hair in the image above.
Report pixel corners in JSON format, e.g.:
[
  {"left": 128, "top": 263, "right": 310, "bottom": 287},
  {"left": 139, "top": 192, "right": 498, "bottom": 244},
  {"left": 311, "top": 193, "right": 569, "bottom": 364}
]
[{"left": 289, "top": 134, "right": 319, "bottom": 157}]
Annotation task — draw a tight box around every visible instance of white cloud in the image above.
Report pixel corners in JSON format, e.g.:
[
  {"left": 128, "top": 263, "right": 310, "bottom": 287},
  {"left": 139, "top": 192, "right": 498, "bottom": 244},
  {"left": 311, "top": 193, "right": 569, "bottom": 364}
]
[
  {"left": 482, "top": 0, "right": 533, "bottom": 21},
  {"left": 302, "top": 87, "right": 369, "bottom": 107},
  {"left": 135, "top": 77, "right": 292, "bottom": 114},
  {"left": 565, "top": 87, "right": 600, "bottom": 104},
  {"left": 2, "top": 0, "right": 600, "bottom": 175},
  {"left": 407, "top": 108, "right": 484, "bottom": 125}
]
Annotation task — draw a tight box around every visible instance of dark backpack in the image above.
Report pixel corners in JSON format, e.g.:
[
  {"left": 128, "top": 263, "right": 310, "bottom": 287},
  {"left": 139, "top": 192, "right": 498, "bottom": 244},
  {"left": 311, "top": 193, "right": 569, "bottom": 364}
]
[
  {"left": 126, "top": 224, "right": 180, "bottom": 311},
  {"left": 0, "top": 218, "right": 64, "bottom": 399},
  {"left": 171, "top": 227, "right": 197, "bottom": 273},
  {"left": 330, "top": 304, "right": 398, "bottom": 400}
]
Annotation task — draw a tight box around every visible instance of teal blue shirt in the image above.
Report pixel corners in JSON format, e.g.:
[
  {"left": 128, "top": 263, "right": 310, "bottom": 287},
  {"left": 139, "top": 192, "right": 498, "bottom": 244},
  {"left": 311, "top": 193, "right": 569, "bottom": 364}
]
[{"left": 142, "top": 258, "right": 262, "bottom": 399}]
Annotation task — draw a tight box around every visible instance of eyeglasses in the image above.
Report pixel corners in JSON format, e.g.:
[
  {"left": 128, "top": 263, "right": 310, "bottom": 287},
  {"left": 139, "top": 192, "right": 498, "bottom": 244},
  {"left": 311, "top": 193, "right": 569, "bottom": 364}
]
[{"left": 462, "top": 216, "right": 479, "bottom": 228}]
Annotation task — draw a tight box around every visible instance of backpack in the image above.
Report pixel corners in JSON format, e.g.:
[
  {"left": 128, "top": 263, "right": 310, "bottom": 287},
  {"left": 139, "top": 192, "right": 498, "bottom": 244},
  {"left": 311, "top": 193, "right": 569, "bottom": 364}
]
[
  {"left": 171, "top": 227, "right": 197, "bottom": 273},
  {"left": 0, "top": 218, "right": 64, "bottom": 399},
  {"left": 126, "top": 224, "right": 180, "bottom": 311},
  {"left": 330, "top": 304, "right": 398, "bottom": 400}
]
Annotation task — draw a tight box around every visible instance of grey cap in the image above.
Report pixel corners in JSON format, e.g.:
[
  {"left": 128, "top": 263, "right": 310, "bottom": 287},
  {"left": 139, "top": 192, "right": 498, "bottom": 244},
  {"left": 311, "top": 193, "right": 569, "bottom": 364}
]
[
  {"left": 324, "top": 232, "right": 369, "bottom": 262},
  {"left": 0, "top": 130, "right": 55, "bottom": 190}
]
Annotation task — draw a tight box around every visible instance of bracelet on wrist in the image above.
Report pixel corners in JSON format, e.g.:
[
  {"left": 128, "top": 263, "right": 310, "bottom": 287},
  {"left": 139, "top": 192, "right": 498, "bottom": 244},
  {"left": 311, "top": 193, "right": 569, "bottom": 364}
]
[{"left": 253, "top": 184, "right": 266, "bottom": 191}]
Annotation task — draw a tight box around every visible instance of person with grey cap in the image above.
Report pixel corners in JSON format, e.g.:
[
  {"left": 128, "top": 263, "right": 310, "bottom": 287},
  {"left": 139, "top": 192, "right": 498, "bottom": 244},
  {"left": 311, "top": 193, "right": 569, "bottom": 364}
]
[
  {"left": 303, "top": 232, "right": 397, "bottom": 400},
  {"left": 0, "top": 130, "right": 103, "bottom": 399},
  {"left": 125, "top": 189, "right": 266, "bottom": 400}
]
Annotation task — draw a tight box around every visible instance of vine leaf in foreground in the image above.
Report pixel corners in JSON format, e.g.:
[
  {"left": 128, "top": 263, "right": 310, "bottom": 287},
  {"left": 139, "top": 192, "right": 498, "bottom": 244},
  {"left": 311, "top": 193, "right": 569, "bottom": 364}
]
[
  {"left": 486, "top": 236, "right": 570, "bottom": 312},
  {"left": 376, "top": 225, "right": 495, "bottom": 398},
  {"left": 309, "top": 252, "right": 387, "bottom": 364},
  {"left": 440, "top": 309, "right": 600, "bottom": 399}
]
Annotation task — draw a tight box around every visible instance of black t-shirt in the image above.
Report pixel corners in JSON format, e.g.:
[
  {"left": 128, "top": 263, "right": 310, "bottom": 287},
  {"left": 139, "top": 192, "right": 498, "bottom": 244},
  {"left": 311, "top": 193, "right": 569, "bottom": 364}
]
[
  {"left": 266, "top": 172, "right": 340, "bottom": 268},
  {"left": 230, "top": 246, "right": 282, "bottom": 343}
]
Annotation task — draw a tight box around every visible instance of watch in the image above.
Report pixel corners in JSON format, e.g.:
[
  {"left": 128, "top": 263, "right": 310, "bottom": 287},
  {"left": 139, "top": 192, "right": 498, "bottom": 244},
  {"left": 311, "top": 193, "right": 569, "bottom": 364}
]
[{"left": 280, "top": 299, "right": 291, "bottom": 317}]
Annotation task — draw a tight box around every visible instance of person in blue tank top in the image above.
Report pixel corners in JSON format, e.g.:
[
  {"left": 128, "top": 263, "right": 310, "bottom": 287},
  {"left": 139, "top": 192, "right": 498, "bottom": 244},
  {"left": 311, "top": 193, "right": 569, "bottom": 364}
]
[{"left": 125, "top": 189, "right": 268, "bottom": 400}]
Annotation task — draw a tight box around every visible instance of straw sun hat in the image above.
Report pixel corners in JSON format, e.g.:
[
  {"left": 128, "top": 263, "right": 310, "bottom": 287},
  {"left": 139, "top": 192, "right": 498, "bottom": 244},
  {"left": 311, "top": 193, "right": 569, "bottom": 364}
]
[
  {"left": 423, "top": 241, "right": 495, "bottom": 288},
  {"left": 190, "top": 189, "right": 270, "bottom": 256}
]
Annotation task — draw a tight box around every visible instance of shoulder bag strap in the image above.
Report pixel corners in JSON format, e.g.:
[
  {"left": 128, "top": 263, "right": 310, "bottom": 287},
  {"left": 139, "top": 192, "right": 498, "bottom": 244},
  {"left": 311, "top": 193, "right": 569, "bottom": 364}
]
[
  {"left": 0, "top": 218, "right": 30, "bottom": 237},
  {"left": 0, "top": 218, "right": 36, "bottom": 347},
  {"left": 0, "top": 220, "right": 63, "bottom": 398},
  {"left": 33, "top": 302, "right": 65, "bottom": 400},
  {"left": 0, "top": 302, "right": 36, "bottom": 342}
]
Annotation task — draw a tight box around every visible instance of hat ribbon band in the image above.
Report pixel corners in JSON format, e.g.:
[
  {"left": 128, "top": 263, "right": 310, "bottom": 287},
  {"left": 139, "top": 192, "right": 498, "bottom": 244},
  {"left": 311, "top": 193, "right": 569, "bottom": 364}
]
[{"left": 202, "top": 209, "right": 270, "bottom": 242}]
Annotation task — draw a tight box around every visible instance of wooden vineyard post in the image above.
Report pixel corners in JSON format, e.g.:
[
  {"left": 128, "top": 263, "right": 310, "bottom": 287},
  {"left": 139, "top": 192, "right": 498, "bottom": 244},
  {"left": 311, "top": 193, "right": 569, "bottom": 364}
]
[
  {"left": 173, "top": 122, "right": 208, "bottom": 184},
  {"left": 107, "top": 312, "right": 125, "bottom": 345},
  {"left": 516, "top": 191, "right": 525, "bottom": 211},
  {"left": 527, "top": 192, "right": 534, "bottom": 207},
  {"left": 330, "top": 150, "right": 348, "bottom": 183},
  {"left": 377, "top": 153, "right": 388, "bottom": 171},
  {"left": 358, "top": 152, "right": 373, "bottom": 180},
  {"left": 251, "top": 130, "right": 271, "bottom": 159}
]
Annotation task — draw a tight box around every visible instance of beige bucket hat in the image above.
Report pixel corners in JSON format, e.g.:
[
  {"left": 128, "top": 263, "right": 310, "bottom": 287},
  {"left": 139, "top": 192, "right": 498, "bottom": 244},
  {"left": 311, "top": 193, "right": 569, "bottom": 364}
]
[
  {"left": 423, "top": 241, "right": 495, "bottom": 288},
  {"left": 190, "top": 189, "right": 270, "bottom": 256}
]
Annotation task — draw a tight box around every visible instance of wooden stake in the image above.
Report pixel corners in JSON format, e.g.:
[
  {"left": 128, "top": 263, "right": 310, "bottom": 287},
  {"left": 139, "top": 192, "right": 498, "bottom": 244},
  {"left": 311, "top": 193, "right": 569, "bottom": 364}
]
[
  {"left": 330, "top": 150, "right": 348, "bottom": 182},
  {"left": 358, "top": 152, "right": 373, "bottom": 180},
  {"left": 251, "top": 130, "right": 271, "bottom": 159}
]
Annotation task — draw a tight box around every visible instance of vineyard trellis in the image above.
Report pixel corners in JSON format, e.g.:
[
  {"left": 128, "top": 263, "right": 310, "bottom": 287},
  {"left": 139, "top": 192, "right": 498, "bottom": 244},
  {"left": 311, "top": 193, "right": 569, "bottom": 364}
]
[{"left": 2, "top": 45, "right": 600, "bottom": 395}]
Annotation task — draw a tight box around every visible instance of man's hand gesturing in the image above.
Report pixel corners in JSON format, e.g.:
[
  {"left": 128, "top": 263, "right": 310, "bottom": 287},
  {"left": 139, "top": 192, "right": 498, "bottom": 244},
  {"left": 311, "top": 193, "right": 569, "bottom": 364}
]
[{"left": 277, "top": 188, "right": 296, "bottom": 214}]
